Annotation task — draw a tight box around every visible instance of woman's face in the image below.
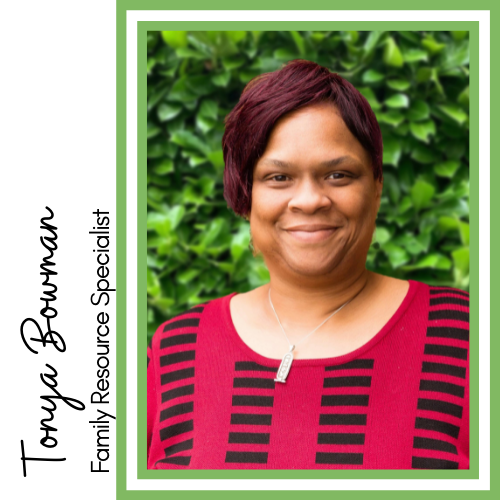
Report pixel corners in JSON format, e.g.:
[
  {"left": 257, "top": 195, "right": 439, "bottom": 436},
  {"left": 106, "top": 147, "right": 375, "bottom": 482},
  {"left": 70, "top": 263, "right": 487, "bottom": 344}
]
[{"left": 250, "top": 102, "right": 383, "bottom": 280}]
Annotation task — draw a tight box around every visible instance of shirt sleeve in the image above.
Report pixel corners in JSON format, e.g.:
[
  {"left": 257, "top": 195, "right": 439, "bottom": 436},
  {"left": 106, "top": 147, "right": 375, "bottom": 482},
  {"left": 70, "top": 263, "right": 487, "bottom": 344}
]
[{"left": 147, "top": 337, "right": 157, "bottom": 464}]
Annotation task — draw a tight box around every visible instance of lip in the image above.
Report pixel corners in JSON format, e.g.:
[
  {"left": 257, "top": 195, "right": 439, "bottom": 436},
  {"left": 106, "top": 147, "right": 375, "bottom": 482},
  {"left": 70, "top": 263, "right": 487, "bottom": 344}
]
[
  {"left": 285, "top": 224, "right": 338, "bottom": 231},
  {"left": 285, "top": 225, "right": 338, "bottom": 243}
]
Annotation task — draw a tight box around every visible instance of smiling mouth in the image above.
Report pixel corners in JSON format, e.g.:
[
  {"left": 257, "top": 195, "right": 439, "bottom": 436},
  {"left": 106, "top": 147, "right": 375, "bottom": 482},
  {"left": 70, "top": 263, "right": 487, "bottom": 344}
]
[{"left": 285, "top": 227, "right": 338, "bottom": 243}]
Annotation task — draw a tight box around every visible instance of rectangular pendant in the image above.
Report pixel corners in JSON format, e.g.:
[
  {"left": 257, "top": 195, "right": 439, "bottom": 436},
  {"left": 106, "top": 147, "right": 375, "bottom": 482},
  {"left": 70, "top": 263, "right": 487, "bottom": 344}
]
[{"left": 274, "top": 349, "right": 294, "bottom": 383}]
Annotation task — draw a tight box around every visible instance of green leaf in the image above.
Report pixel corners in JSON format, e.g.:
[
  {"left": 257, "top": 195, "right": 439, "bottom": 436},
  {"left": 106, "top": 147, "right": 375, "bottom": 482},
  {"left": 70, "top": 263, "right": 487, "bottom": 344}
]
[
  {"left": 239, "top": 70, "right": 260, "bottom": 84},
  {"left": 383, "top": 37, "right": 404, "bottom": 67},
  {"left": 438, "top": 104, "right": 469, "bottom": 125},
  {"left": 147, "top": 124, "right": 161, "bottom": 139},
  {"left": 231, "top": 230, "right": 251, "bottom": 262},
  {"left": 202, "top": 218, "right": 227, "bottom": 247},
  {"left": 440, "top": 40, "right": 469, "bottom": 69},
  {"left": 438, "top": 216, "right": 459, "bottom": 233},
  {"left": 387, "top": 79, "right": 410, "bottom": 91},
  {"left": 382, "top": 139, "right": 402, "bottom": 167},
  {"left": 185, "top": 75, "right": 216, "bottom": 96},
  {"left": 167, "top": 77, "right": 198, "bottom": 103},
  {"left": 147, "top": 141, "right": 172, "bottom": 159},
  {"left": 409, "top": 120, "right": 436, "bottom": 143},
  {"left": 416, "top": 67, "right": 432, "bottom": 83},
  {"left": 451, "top": 31, "right": 468, "bottom": 41},
  {"left": 199, "top": 99, "right": 218, "bottom": 120},
  {"left": 147, "top": 84, "right": 170, "bottom": 111},
  {"left": 362, "top": 69, "right": 385, "bottom": 83},
  {"left": 187, "top": 154, "right": 208, "bottom": 167},
  {"left": 452, "top": 247, "right": 469, "bottom": 275},
  {"left": 340, "top": 60, "right": 357, "bottom": 70},
  {"left": 153, "top": 298, "right": 175, "bottom": 310},
  {"left": 402, "top": 49, "right": 428, "bottom": 63},
  {"left": 226, "top": 31, "right": 247, "bottom": 43},
  {"left": 411, "top": 144, "right": 439, "bottom": 164},
  {"left": 410, "top": 180, "right": 435, "bottom": 211},
  {"left": 374, "top": 227, "right": 391, "bottom": 245},
  {"left": 381, "top": 242, "right": 410, "bottom": 268},
  {"left": 403, "top": 253, "right": 452, "bottom": 271},
  {"left": 147, "top": 57, "right": 156, "bottom": 75},
  {"left": 166, "top": 205, "right": 185, "bottom": 230},
  {"left": 154, "top": 159, "right": 174, "bottom": 175},
  {"left": 174, "top": 48, "right": 206, "bottom": 60},
  {"left": 195, "top": 115, "right": 216, "bottom": 133},
  {"left": 431, "top": 68, "right": 445, "bottom": 96},
  {"left": 207, "top": 150, "right": 224, "bottom": 171},
  {"left": 434, "top": 160, "right": 460, "bottom": 178},
  {"left": 357, "top": 87, "right": 381, "bottom": 110},
  {"left": 170, "top": 130, "right": 210, "bottom": 155},
  {"left": 385, "top": 94, "right": 409, "bottom": 109},
  {"left": 217, "top": 262, "right": 235, "bottom": 274},
  {"left": 222, "top": 55, "right": 246, "bottom": 70},
  {"left": 177, "top": 268, "right": 200, "bottom": 285},
  {"left": 198, "top": 176, "right": 216, "bottom": 197},
  {"left": 157, "top": 102, "right": 183, "bottom": 122},
  {"left": 343, "top": 31, "right": 359, "bottom": 43},
  {"left": 147, "top": 268, "right": 161, "bottom": 297},
  {"left": 459, "top": 221, "right": 470, "bottom": 245},
  {"left": 383, "top": 173, "right": 401, "bottom": 203},
  {"left": 377, "top": 110, "right": 405, "bottom": 127},
  {"left": 290, "top": 31, "right": 306, "bottom": 55},
  {"left": 407, "top": 100, "right": 430, "bottom": 121},
  {"left": 422, "top": 35, "right": 446, "bottom": 54},
  {"left": 211, "top": 72, "right": 231, "bottom": 87},
  {"left": 274, "top": 48, "right": 298, "bottom": 60},
  {"left": 398, "top": 31, "right": 420, "bottom": 43},
  {"left": 161, "top": 31, "right": 188, "bottom": 49},
  {"left": 398, "top": 195, "right": 413, "bottom": 214},
  {"left": 458, "top": 86, "right": 469, "bottom": 107},
  {"left": 363, "top": 31, "right": 383, "bottom": 56}
]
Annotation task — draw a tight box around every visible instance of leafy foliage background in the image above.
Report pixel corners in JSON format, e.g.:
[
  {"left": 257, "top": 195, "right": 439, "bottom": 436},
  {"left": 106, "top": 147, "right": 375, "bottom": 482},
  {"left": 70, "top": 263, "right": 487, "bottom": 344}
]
[{"left": 147, "top": 30, "right": 470, "bottom": 341}]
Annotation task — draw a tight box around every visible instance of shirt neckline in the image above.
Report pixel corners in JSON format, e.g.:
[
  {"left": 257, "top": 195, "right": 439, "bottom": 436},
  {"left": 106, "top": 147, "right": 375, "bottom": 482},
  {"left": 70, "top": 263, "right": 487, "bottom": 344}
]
[{"left": 221, "top": 279, "right": 421, "bottom": 368}]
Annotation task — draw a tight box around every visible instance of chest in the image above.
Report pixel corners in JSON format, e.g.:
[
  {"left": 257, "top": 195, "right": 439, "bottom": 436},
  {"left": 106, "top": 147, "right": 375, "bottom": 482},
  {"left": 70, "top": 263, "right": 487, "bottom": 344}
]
[{"left": 231, "top": 299, "right": 404, "bottom": 360}]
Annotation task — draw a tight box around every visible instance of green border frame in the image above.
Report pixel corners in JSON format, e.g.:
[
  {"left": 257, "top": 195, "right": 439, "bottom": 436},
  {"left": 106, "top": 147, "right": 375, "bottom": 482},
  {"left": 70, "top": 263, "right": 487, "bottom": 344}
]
[{"left": 116, "top": 2, "right": 495, "bottom": 497}]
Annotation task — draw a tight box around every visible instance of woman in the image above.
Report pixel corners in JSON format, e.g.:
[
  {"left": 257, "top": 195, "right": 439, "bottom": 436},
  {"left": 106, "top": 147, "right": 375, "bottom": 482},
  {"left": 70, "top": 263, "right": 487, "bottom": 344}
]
[{"left": 147, "top": 60, "right": 469, "bottom": 470}]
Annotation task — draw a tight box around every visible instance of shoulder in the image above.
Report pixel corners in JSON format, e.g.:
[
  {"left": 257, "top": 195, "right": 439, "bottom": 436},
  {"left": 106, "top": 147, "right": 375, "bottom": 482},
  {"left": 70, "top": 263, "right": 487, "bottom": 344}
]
[{"left": 148, "top": 294, "right": 236, "bottom": 356}]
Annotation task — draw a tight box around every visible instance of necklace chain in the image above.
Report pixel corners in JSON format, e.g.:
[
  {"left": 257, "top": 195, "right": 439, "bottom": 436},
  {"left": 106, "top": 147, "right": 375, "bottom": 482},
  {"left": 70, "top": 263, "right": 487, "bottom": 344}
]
[{"left": 268, "top": 288, "right": 352, "bottom": 351}]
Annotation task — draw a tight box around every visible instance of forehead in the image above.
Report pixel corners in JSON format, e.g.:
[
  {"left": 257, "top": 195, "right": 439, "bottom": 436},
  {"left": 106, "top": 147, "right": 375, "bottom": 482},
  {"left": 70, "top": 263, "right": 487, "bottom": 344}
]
[{"left": 257, "top": 103, "right": 371, "bottom": 169}]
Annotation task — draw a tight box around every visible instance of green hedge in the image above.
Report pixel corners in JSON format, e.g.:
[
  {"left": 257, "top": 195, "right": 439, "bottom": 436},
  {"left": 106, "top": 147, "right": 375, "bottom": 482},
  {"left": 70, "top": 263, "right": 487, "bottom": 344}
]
[{"left": 146, "top": 30, "right": 470, "bottom": 340}]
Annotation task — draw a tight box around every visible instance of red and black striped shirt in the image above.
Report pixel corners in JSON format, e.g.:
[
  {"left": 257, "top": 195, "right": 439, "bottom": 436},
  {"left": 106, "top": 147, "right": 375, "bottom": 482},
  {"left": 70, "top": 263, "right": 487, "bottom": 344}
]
[{"left": 147, "top": 280, "right": 469, "bottom": 469}]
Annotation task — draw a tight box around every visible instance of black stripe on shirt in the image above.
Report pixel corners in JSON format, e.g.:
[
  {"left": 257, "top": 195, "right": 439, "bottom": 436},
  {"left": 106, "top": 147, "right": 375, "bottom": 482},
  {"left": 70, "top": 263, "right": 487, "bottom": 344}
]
[
  {"left": 417, "top": 398, "right": 463, "bottom": 418},
  {"left": 413, "top": 436, "right": 458, "bottom": 455},
  {"left": 422, "top": 361, "right": 466, "bottom": 379},
  {"left": 419, "top": 379, "right": 465, "bottom": 398},
  {"left": 160, "top": 333, "right": 197, "bottom": 349},
  {"left": 321, "top": 395, "right": 369, "bottom": 407},
  {"left": 426, "top": 327, "right": 469, "bottom": 341},
  {"left": 415, "top": 417, "right": 460, "bottom": 439},
  {"left": 412, "top": 456, "right": 458, "bottom": 469},
  {"left": 424, "top": 344, "right": 468, "bottom": 360}
]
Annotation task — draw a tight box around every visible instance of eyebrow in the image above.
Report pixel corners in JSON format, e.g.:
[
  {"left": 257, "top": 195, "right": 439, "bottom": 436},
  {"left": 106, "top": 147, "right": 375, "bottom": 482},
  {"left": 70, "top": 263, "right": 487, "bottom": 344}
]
[{"left": 260, "top": 156, "right": 354, "bottom": 168}]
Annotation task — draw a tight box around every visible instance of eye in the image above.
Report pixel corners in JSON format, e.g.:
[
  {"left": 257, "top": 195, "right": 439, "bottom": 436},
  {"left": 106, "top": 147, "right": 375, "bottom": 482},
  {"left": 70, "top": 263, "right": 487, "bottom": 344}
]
[
  {"left": 328, "top": 173, "right": 346, "bottom": 180},
  {"left": 269, "top": 174, "right": 289, "bottom": 182}
]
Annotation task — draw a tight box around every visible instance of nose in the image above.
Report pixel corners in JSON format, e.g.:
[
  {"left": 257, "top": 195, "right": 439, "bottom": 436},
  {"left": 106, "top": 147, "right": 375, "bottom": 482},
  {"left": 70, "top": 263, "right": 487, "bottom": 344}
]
[{"left": 287, "top": 178, "right": 333, "bottom": 214}]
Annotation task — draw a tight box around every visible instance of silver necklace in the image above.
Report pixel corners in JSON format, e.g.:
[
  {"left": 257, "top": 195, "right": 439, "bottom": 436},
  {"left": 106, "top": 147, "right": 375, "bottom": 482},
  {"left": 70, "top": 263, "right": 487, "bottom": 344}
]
[{"left": 269, "top": 288, "right": 352, "bottom": 383}]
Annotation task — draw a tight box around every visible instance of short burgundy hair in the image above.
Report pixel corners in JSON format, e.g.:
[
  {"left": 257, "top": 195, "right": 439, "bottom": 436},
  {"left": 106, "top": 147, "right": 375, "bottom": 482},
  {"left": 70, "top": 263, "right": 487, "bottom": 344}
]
[{"left": 222, "top": 59, "right": 383, "bottom": 217}]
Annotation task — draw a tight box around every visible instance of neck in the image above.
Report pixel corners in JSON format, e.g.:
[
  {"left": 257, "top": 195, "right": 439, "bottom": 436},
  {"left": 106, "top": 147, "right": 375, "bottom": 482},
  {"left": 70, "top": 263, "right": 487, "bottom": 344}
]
[{"left": 266, "top": 267, "right": 374, "bottom": 336}]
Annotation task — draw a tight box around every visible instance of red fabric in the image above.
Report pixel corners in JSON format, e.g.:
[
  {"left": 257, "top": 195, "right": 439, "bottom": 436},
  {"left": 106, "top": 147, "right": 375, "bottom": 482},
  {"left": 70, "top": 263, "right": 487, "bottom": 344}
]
[{"left": 147, "top": 280, "right": 469, "bottom": 470}]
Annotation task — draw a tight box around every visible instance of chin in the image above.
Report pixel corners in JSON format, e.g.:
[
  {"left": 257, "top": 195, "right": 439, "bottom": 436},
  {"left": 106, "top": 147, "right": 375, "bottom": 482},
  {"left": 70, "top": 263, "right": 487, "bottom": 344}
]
[{"left": 280, "top": 253, "right": 341, "bottom": 278}]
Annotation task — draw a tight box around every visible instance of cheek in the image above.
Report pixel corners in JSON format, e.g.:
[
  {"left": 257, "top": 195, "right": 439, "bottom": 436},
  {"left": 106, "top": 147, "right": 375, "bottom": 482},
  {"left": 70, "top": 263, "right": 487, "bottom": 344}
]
[
  {"left": 251, "top": 186, "right": 286, "bottom": 222},
  {"left": 336, "top": 188, "right": 373, "bottom": 217}
]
